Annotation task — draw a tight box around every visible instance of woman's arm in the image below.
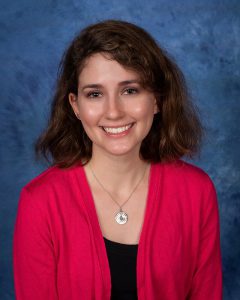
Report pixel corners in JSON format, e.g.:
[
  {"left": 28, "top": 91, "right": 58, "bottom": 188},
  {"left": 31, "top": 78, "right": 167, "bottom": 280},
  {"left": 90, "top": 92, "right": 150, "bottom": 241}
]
[
  {"left": 188, "top": 180, "right": 223, "bottom": 299},
  {"left": 13, "top": 187, "right": 58, "bottom": 299}
]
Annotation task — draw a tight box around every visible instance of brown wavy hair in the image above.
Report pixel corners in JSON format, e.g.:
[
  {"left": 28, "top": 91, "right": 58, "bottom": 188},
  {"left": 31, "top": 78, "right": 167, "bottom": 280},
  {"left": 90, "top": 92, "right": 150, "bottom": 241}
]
[{"left": 35, "top": 19, "right": 203, "bottom": 168}]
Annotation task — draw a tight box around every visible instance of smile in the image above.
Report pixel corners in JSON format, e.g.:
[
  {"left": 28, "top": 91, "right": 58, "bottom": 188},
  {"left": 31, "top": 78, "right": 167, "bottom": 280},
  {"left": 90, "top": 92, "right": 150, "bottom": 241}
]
[{"left": 102, "top": 123, "right": 134, "bottom": 134}]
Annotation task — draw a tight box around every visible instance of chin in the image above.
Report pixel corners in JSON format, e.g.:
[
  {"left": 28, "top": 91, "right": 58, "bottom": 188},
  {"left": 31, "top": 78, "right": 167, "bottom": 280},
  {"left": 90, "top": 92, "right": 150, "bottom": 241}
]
[{"left": 103, "top": 145, "right": 140, "bottom": 157}]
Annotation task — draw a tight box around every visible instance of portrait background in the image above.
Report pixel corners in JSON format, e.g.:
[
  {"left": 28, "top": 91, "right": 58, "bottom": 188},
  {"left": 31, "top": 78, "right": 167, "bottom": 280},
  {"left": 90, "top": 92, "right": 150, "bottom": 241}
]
[{"left": 0, "top": 0, "right": 239, "bottom": 299}]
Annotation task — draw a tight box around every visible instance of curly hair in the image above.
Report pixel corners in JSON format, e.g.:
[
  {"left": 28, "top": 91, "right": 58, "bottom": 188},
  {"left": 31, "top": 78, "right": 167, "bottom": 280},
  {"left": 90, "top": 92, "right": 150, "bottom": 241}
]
[{"left": 35, "top": 19, "right": 203, "bottom": 168}]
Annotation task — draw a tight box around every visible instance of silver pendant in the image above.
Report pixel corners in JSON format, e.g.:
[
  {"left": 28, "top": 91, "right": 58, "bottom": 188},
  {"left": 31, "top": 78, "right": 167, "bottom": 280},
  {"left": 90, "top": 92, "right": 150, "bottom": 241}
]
[{"left": 115, "top": 211, "right": 128, "bottom": 224}]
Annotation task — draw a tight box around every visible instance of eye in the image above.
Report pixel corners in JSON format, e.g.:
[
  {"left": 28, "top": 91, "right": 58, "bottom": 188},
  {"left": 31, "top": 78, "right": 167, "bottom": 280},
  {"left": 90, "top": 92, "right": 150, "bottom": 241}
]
[
  {"left": 87, "top": 91, "right": 102, "bottom": 98},
  {"left": 123, "top": 88, "right": 138, "bottom": 95}
]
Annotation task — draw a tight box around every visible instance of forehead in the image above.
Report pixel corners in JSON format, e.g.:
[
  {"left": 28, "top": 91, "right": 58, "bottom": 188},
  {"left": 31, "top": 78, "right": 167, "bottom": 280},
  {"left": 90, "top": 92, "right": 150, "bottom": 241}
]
[{"left": 78, "top": 53, "right": 141, "bottom": 84}]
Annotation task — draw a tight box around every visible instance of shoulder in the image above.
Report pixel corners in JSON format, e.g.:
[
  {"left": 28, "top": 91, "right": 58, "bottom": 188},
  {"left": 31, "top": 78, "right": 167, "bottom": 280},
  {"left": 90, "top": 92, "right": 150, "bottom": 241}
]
[
  {"left": 155, "top": 159, "right": 216, "bottom": 193},
  {"left": 19, "top": 162, "right": 84, "bottom": 209},
  {"left": 153, "top": 160, "right": 219, "bottom": 216},
  {"left": 23, "top": 163, "right": 82, "bottom": 192},
  {"left": 173, "top": 159, "right": 212, "bottom": 180}
]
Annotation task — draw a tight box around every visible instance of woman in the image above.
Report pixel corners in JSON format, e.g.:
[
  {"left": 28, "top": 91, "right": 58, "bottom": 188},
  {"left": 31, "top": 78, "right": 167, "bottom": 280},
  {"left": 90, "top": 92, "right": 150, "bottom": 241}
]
[{"left": 13, "top": 20, "right": 222, "bottom": 299}]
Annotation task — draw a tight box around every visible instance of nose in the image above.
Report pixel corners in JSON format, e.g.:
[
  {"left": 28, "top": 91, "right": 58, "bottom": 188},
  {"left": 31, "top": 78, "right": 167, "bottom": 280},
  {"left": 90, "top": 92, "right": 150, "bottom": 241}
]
[{"left": 104, "top": 94, "right": 125, "bottom": 120}]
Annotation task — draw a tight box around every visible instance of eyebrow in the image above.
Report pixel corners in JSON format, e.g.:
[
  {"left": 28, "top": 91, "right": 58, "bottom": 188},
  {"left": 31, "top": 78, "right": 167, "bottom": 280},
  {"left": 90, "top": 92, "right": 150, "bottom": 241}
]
[{"left": 81, "top": 80, "right": 141, "bottom": 91}]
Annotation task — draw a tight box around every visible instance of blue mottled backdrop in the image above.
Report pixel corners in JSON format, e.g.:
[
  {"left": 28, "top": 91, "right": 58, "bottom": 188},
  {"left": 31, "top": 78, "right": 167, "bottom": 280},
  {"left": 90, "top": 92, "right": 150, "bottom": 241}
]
[{"left": 0, "top": 0, "right": 239, "bottom": 299}]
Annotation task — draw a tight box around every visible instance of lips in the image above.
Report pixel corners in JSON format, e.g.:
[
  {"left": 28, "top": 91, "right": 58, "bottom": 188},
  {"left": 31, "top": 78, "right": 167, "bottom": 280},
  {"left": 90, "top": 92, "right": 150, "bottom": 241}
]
[{"left": 102, "top": 123, "right": 134, "bottom": 134}]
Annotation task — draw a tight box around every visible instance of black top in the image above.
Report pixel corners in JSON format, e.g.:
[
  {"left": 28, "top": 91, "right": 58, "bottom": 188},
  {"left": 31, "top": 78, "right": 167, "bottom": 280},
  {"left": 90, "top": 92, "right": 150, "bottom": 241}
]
[{"left": 103, "top": 237, "right": 138, "bottom": 300}]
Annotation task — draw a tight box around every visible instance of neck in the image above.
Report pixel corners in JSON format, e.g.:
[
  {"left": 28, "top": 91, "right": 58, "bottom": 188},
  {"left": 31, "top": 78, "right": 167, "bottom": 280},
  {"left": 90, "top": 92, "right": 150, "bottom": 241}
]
[{"left": 86, "top": 149, "right": 149, "bottom": 195}]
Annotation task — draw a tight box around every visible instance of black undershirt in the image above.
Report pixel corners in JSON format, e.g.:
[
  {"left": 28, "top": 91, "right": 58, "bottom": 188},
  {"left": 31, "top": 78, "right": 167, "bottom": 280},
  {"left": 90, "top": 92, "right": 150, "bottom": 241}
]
[{"left": 103, "top": 237, "right": 138, "bottom": 300}]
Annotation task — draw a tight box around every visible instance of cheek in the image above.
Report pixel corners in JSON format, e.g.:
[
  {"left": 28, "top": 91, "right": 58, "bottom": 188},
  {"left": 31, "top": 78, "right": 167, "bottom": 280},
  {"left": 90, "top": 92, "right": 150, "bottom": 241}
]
[
  {"left": 78, "top": 104, "right": 102, "bottom": 125},
  {"left": 132, "top": 101, "right": 155, "bottom": 119}
]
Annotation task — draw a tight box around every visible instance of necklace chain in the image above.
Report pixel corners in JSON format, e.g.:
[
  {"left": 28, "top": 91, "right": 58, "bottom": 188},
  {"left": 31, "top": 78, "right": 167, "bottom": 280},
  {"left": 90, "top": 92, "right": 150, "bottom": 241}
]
[{"left": 89, "top": 163, "right": 147, "bottom": 211}]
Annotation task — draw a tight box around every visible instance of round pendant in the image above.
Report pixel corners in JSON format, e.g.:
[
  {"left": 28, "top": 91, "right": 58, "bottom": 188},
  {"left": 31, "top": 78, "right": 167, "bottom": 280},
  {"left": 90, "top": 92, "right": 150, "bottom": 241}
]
[{"left": 115, "top": 211, "right": 128, "bottom": 224}]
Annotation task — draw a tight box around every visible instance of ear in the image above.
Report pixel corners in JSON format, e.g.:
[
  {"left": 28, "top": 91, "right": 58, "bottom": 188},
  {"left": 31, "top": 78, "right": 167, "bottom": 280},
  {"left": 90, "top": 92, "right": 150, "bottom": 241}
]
[
  {"left": 154, "top": 98, "right": 159, "bottom": 114},
  {"left": 68, "top": 93, "right": 80, "bottom": 119}
]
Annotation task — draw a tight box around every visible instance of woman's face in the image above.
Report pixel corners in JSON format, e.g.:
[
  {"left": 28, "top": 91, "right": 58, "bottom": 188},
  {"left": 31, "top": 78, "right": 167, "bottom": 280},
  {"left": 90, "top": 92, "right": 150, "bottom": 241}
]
[{"left": 69, "top": 53, "right": 158, "bottom": 158}]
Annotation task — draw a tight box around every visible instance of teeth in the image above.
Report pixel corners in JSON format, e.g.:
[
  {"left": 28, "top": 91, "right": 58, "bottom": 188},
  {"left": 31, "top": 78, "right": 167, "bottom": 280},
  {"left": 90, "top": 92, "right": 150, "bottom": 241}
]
[{"left": 103, "top": 124, "right": 132, "bottom": 134}]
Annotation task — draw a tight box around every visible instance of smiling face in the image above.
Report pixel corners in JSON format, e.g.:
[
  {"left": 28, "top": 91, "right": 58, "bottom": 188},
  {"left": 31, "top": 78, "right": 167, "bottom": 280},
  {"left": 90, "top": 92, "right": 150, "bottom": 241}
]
[{"left": 69, "top": 53, "right": 158, "bottom": 159}]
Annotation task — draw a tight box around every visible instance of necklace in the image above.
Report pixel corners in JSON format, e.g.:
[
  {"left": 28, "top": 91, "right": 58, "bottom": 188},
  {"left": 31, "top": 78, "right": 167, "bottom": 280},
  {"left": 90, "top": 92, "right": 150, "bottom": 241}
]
[{"left": 89, "top": 163, "right": 147, "bottom": 225}]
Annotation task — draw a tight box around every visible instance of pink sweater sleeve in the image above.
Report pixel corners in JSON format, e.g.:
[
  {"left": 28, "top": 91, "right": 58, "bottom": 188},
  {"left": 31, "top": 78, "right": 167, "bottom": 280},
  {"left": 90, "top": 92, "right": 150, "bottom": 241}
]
[
  {"left": 13, "top": 187, "right": 58, "bottom": 300},
  {"left": 188, "top": 180, "right": 222, "bottom": 299}
]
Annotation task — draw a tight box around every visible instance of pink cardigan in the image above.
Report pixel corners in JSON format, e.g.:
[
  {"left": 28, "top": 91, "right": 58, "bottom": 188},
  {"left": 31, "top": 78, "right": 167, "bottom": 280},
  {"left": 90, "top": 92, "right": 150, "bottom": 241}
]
[{"left": 13, "top": 160, "right": 222, "bottom": 299}]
